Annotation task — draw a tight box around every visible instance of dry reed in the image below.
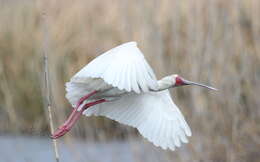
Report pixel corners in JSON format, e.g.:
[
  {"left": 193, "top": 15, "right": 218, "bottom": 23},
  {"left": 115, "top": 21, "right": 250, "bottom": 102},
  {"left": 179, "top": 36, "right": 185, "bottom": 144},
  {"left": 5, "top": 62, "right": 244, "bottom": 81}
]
[
  {"left": 0, "top": 0, "right": 259, "bottom": 162},
  {"left": 41, "top": 11, "right": 60, "bottom": 162}
]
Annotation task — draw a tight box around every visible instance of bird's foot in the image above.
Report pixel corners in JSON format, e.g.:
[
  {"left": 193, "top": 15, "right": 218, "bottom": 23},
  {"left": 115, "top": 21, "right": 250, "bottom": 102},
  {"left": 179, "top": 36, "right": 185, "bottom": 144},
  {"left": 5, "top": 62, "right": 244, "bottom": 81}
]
[
  {"left": 51, "top": 98, "right": 107, "bottom": 139},
  {"left": 51, "top": 124, "right": 71, "bottom": 139}
]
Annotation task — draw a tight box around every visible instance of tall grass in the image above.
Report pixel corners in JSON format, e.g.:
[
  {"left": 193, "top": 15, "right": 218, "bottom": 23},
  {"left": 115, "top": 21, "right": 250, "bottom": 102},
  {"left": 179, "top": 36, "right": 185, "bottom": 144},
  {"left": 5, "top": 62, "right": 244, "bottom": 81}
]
[{"left": 0, "top": 0, "right": 259, "bottom": 161}]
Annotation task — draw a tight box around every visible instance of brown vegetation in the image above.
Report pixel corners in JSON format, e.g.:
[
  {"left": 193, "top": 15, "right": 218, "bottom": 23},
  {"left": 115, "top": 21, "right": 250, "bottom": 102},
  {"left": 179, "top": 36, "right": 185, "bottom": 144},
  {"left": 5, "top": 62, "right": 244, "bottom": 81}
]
[{"left": 0, "top": 0, "right": 259, "bottom": 161}]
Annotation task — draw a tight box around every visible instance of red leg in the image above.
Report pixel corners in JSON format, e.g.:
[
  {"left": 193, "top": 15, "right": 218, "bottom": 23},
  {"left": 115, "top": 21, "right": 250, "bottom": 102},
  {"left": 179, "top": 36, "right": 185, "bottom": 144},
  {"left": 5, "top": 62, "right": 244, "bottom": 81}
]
[
  {"left": 65, "top": 99, "right": 106, "bottom": 129},
  {"left": 76, "top": 90, "right": 98, "bottom": 108},
  {"left": 58, "top": 91, "right": 98, "bottom": 129},
  {"left": 51, "top": 98, "right": 106, "bottom": 139}
]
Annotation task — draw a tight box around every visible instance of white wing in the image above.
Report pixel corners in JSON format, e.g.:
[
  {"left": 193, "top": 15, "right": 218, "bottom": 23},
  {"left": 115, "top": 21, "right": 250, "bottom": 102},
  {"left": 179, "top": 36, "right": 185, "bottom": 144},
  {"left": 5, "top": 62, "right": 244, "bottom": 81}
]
[
  {"left": 65, "top": 78, "right": 113, "bottom": 107},
  {"left": 84, "top": 90, "right": 192, "bottom": 150},
  {"left": 70, "top": 42, "right": 158, "bottom": 93}
]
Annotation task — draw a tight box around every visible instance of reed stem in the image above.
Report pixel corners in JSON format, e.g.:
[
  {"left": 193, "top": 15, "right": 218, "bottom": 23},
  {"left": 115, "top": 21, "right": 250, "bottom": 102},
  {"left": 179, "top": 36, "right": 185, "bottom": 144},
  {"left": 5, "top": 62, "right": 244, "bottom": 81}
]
[{"left": 41, "top": 12, "right": 60, "bottom": 162}]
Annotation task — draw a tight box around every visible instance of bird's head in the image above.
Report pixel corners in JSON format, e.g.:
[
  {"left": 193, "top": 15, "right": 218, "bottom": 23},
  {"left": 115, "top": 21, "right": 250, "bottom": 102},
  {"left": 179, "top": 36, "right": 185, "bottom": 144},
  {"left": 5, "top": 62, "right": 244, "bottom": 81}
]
[{"left": 171, "top": 74, "right": 218, "bottom": 91}]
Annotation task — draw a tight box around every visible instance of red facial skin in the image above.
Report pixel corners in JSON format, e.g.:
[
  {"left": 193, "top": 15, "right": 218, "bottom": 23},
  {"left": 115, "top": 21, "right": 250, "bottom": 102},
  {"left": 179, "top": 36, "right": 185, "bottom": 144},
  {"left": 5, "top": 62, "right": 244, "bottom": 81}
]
[
  {"left": 175, "top": 76, "right": 185, "bottom": 86},
  {"left": 51, "top": 91, "right": 106, "bottom": 139}
]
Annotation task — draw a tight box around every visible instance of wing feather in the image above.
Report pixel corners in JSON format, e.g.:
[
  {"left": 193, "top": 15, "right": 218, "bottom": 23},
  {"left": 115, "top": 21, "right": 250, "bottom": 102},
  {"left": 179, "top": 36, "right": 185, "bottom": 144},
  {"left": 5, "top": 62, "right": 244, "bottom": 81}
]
[
  {"left": 70, "top": 42, "right": 158, "bottom": 93},
  {"left": 168, "top": 126, "right": 176, "bottom": 150},
  {"left": 84, "top": 90, "right": 191, "bottom": 150},
  {"left": 159, "top": 118, "right": 166, "bottom": 149},
  {"left": 116, "top": 62, "right": 126, "bottom": 90},
  {"left": 124, "top": 64, "right": 131, "bottom": 92},
  {"left": 136, "top": 60, "right": 148, "bottom": 92},
  {"left": 130, "top": 62, "right": 140, "bottom": 93}
]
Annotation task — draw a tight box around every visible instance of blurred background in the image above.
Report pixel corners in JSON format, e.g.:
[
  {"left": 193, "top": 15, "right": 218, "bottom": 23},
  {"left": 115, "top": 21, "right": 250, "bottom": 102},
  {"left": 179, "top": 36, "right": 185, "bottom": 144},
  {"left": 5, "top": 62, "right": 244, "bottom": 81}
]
[{"left": 0, "top": 0, "right": 259, "bottom": 162}]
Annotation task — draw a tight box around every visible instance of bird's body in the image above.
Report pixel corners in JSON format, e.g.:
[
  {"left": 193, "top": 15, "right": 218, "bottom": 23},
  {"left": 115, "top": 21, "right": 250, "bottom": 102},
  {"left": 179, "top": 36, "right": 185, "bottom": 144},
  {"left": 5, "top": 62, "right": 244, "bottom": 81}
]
[{"left": 52, "top": 42, "right": 217, "bottom": 151}]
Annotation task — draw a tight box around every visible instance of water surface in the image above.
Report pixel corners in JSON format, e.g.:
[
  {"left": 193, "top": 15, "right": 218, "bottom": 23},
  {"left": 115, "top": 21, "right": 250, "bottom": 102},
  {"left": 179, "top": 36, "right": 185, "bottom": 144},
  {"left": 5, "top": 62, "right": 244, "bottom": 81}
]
[{"left": 0, "top": 135, "right": 168, "bottom": 162}]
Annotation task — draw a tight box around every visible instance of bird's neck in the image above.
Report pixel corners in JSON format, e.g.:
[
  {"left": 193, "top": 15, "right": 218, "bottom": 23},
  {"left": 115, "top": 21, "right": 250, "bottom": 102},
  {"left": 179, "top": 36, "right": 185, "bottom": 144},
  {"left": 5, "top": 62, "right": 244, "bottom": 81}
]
[{"left": 152, "top": 76, "right": 174, "bottom": 92}]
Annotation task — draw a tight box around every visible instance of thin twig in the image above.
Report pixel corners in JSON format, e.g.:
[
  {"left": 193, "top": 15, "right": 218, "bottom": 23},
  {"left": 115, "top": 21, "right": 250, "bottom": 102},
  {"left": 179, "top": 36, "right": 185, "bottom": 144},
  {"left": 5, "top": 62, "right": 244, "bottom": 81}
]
[{"left": 41, "top": 12, "right": 60, "bottom": 162}]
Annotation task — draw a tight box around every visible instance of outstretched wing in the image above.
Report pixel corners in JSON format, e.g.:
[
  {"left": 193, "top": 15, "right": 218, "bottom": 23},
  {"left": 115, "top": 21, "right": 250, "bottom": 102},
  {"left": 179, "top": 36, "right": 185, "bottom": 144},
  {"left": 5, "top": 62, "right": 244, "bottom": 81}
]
[
  {"left": 84, "top": 90, "right": 192, "bottom": 150},
  {"left": 70, "top": 42, "right": 158, "bottom": 93}
]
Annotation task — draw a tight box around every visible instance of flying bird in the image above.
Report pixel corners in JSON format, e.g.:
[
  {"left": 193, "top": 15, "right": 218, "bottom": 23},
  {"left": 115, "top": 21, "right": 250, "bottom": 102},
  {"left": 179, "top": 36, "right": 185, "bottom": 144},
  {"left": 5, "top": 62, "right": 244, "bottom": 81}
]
[{"left": 51, "top": 42, "right": 217, "bottom": 150}]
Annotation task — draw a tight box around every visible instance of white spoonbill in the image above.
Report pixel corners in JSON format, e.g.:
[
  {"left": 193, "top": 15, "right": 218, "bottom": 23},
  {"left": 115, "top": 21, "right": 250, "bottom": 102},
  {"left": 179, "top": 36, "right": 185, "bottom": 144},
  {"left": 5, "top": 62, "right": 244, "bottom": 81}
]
[{"left": 51, "top": 42, "right": 217, "bottom": 151}]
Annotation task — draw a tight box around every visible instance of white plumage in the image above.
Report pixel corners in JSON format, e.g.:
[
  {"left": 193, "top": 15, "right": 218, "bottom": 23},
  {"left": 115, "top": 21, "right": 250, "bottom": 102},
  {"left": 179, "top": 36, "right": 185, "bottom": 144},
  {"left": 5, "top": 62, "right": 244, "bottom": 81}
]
[
  {"left": 65, "top": 42, "right": 192, "bottom": 150},
  {"left": 71, "top": 42, "right": 158, "bottom": 93},
  {"left": 83, "top": 90, "right": 191, "bottom": 150}
]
